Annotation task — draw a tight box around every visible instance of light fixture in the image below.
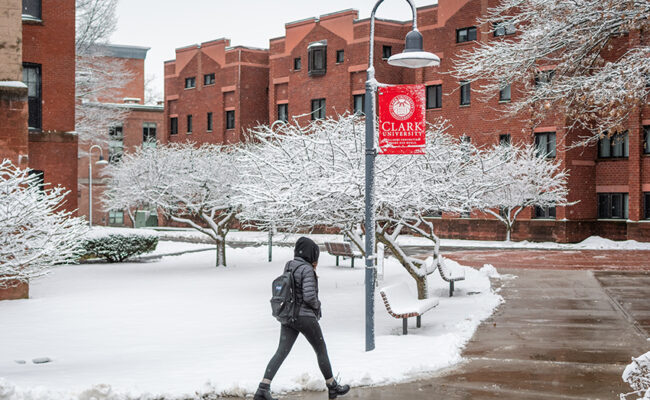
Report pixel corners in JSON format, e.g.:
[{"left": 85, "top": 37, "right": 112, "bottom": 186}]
[
  {"left": 388, "top": 30, "right": 440, "bottom": 69},
  {"left": 96, "top": 155, "right": 108, "bottom": 166}
]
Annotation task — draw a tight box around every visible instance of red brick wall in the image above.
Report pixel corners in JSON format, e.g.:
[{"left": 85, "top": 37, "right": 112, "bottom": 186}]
[
  {"left": 22, "top": 0, "right": 77, "bottom": 212},
  {"left": 95, "top": 56, "right": 146, "bottom": 103},
  {"left": 0, "top": 89, "right": 29, "bottom": 166},
  {"left": 22, "top": 0, "right": 75, "bottom": 132},
  {"left": 28, "top": 132, "right": 78, "bottom": 213},
  {"left": 0, "top": 280, "right": 29, "bottom": 301}
]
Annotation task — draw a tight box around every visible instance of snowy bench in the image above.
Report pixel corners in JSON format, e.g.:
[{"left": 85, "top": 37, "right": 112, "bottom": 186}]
[
  {"left": 438, "top": 258, "right": 466, "bottom": 297},
  {"left": 324, "top": 242, "right": 361, "bottom": 268},
  {"left": 379, "top": 282, "right": 439, "bottom": 335}
]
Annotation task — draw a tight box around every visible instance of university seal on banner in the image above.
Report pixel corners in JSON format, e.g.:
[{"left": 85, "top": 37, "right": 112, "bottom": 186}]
[{"left": 389, "top": 95, "right": 415, "bottom": 121}]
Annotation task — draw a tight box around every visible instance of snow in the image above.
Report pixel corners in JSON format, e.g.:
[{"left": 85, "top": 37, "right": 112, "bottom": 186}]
[
  {"left": 438, "top": 257, "right": 466, "bottom": 280},
  {"left": 0, "top": 81, "right": 27, "bottom": 89},
  {"left": 379, "top": 282, "right": 439, "bottom": 316},
  {"left": 154, "top": 228, "right": 650, "bottom": 251},
  {"left": 84, "top": 227, "right": 159, "bottom": 240},
  {"left": 0, "top": 245, "right": 501, "bottom": 400}
]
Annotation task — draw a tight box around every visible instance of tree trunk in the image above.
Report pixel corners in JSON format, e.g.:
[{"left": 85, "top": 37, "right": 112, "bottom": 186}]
[
  {"left": 216, "top": 240, "right": 226, "bottom": 267},
  {"left": 376, "top": 230, "right": 429, "bottom": 299}
]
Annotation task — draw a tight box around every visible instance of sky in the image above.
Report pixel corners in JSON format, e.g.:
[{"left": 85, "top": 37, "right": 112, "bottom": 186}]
[{"left": 110, "top": 0, "right": 436, "bottom": 99}]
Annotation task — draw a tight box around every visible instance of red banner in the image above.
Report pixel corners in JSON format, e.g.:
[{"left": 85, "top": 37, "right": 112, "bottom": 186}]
[{"left": 378, "top": 84, "right": 426, "bottom": 155}]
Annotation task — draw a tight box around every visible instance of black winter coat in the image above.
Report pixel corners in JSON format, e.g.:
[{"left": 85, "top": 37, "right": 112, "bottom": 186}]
[{"left": 285, "top": 257, "right": 321, "bottom": 319}]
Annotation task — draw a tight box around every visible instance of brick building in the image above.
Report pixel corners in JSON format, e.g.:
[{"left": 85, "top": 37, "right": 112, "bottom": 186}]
[
  {"left": 164, "top": 0, "right": 650, "bottom": 243},
  {"left": 77, "top": 44, "right": 165, "bottom": 227},
  {"left": 0, "top": 0, "right": 77, "bottom": 299},
  {"left": 164, "top": 39, "right": 269, "bottom": 144}
]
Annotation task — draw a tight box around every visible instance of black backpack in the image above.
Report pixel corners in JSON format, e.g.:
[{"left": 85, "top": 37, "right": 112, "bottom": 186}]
[{"left": 270, "top": 263, "right": 300, "bottom": 324}]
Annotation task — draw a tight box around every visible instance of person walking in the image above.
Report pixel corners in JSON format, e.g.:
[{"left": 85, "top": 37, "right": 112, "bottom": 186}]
[{"left": 255, "top": 237, "right": 350, "bottom": 400}]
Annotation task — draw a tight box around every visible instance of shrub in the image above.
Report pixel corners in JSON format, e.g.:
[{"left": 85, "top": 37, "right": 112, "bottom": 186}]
[{"left": 82, "top": 228, "right": 159, "bottom": 262}]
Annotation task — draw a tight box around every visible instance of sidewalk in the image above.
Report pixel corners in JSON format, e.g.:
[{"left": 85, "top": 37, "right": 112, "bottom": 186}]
[{"left": 281, "top": 268, "right": 649, "bottom": 400}]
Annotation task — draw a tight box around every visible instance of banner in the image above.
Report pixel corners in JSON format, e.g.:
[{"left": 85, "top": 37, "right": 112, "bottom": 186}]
[{"left": 378, "top": 84, "right": 426, "bottom": 155}]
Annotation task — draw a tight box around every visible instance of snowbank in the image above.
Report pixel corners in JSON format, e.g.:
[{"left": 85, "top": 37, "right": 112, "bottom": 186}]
[
  {"left": 0, "top": 245, "right": 501, "bottom": 399},
  {"left": 154, "top": 228, "right": 650, "bottom": 251}
]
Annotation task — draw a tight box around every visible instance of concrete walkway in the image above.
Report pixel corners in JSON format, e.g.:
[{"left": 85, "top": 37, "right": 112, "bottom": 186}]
[{"left": 281, "top": 268, "right": 649, "bottom": 400}]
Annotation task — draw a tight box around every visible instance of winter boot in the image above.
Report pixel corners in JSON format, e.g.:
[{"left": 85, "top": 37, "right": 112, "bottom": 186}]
[
  {"left": 327, "top": 380, "right": 350, "bottom": 399},
  {"left": 254, "top": 382, "right": 277, "bottom": 400}
]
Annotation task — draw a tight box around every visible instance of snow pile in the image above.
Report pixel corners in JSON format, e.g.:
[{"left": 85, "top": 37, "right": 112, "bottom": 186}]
[
  {"left": 575, "top": 237, "right": 650, "bottom": 251},
  {"left": 479, "top": 264, "right": 501, "bottom": 278},
  {"left": 621, "top": 351, "right": 650, "bottom": 400},
  {"left": 0, "top": 245, "right": 501, "bottom": 400}
]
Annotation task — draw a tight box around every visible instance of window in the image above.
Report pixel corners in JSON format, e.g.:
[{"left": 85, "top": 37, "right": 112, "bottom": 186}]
[
  {"left": 598, "top": 193, "right": 629, "bottom": 219},
  {"left": 170, "top": 117, "right": 178, "bottom": 135},
  {"left": 277, "top": 104, "right": 288, "bottom": 122},
  {"left": 499, "top": 134, "right": 511, "bottom": 146},
  {"left": 108, "top": 126, "right": 124, "bottom": 164},
  {"left": 109, "top": 210, "right": 124, "bottom": 225},
  {"left": 204, "top": 73, "right": 215, "bottom": 86},
  {"left": 535, "top": 70, "right": 555, "bottom": 86},
  {"left": 426, "top": 85, "right": 442, "bottom": 109},
  {"left": 28, "top": 170, "right": 44, "bottom": 192},
  {"left": 499, "top": 83, "right": 511, "bottom": 102},
  {"left": 22, "top": 63, "right": 41, "bottom": 130},
  {"left": 308, "top": 42, "right": 327, "bottom": 76},
  {"left": 185, "top": 77, "right": 196, "bottom": 89},
  {"left": 142, "top": 122, "right": 156, "bottom": 148},
  {"left": 353, "top": 94, "right": 365, "bottom": 115},
  {"left": 187, "top": 115, "right": 193, "bottom": 133},
  {"left": 457, "top": 27, "right": 477, "bottom": 43},
  {"left": 460, "top": 81, "right": 471, "bottom": 105},
  {"left": 644, "top": 126, "right": 649, "bottom": 154},
  {"left": 336, "top": 50, "right": 345, "bottom": 63},
  {"left": 598, "top": 131, "right": 629, "bottom": 158},
  {"left": 494, "top": 21, "right": 516, "bottom": 37},
  {"left": 645, "top": 193, "right": 650, "bottom": 220},
  {"left": 311, "top": 98, "right": 326, "bottom": 120},
  {"left": 382, "top": 45, "right": 392, "bottom": 60},
  {"left": 22, "top": 0, "right": 41, "bottom": 19},
  {"left": 534, "top": 206, "right": 556, "bottom": 219},
  {"left": 207, "top": 112, "right": 213, "bottom": 131},
  {"left": 535, "top": 132, "right": 556, "bottom": 158},
  {"left": 294, "top": 57, "right": 302, "bottom": 71},
  {"left": 226, "top": 110, "right": 235, "bottom": 129}
]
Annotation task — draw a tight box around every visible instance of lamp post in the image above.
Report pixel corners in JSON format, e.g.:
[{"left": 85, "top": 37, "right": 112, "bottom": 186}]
[
  {"left": 364, "top": 0, "right": 440, "bottom": 352},
  {"left": 88, "top": 144, "right": 108, "bottom": 227}
]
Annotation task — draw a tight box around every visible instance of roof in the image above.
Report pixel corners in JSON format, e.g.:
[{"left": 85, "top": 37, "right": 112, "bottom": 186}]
[{"left": 91, "top": 44, "right": 151, "bottom": 59}]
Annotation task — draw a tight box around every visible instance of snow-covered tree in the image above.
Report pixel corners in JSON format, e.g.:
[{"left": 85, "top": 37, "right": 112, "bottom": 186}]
[
  {"left": 75, "top": 0, "right": 118, "bottom": 55},
  {"left": 620, "top": 351, "right": 650, "bottom": 400},
  {"left": 102, "top": 143, "right": 240, "bottom": 267},
  {"left": 0, "top": 160, "right": 87, "bottom": 289},
  {"left": 452, "top": 0, "right": 650, "bottom": 144},
  {"left": 238, "top": 115, "right": 507, "bottom": 298},
  {"left": 75, "top": 0, "right": 133, "bottom": 145},
  {"left": 478, "top": 143, "right": 571, "bottom": 241}
]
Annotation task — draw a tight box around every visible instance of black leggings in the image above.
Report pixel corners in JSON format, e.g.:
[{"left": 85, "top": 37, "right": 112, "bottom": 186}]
[{"left": 263, "top": 316, "right": 333, "bottom": 381}]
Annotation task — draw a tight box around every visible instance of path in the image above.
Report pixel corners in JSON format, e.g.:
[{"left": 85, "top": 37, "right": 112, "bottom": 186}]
[{"left": 281, "top": 268, "right": 648, "bottom": 400}]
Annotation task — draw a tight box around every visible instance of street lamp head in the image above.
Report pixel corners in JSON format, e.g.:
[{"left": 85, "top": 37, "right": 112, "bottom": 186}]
[
  {"left": 388, "top": 30, "right": 440, "bottom": 69},
  {"left": 96, "top": 155, "right": 109, "bottom": 166}
]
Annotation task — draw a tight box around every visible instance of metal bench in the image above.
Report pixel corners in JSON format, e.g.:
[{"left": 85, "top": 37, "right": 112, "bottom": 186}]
[
  {"left": 438, "top": 258, "right": 466, "bottom": 297},
  {"left": 379, "top": 282, "right": 439, "bottom": 335},
  {"left": 323, "top": 241, "right": 361, "bottom": 268}
]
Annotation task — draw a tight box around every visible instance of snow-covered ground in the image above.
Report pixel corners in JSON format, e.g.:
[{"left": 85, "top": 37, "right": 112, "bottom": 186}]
[
  {"left": 155, "top": 227, "right": 650, "bottom": 251},
  {"left": 0, "top": 245, "right": 502, "bottom": 400}
]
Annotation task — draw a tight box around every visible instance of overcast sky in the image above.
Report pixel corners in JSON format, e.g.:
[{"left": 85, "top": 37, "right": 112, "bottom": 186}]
[{"left": 110, "top": 0, "right": 436, "bottom": 99}]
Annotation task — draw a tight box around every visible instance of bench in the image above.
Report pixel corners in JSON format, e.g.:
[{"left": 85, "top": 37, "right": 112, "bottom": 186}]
[
  {"left": 379, "top": 282, "right": 439, "bottom": 335},
  {"left": 438, "top": 258, "right": 466, "bottom": 297},
  {"left": 324, "top": 242, "right": 361, "bottom": 268}
]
